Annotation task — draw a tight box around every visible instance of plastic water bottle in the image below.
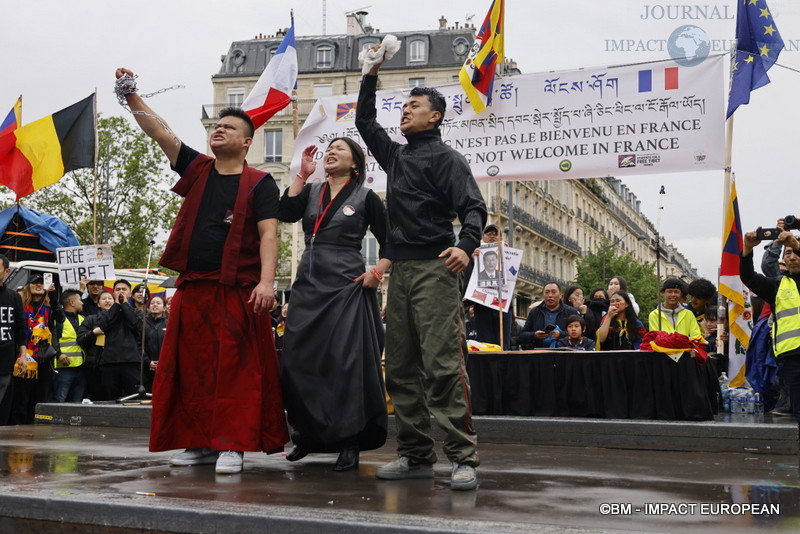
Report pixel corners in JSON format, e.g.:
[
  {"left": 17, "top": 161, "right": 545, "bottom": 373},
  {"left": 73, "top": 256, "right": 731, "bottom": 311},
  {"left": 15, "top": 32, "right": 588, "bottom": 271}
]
[
  {"left": 729, "top": 388, "right": 741, "bottom": 414},
  {"left": 754, "top": 392, "right": 764, "bottom": 414},
  {"left": 746, "top": 389, "right": 755, "bottom": 414},
  {"left": 732, "top": 388, "right": 747, "bottom": 414},
  {"left": 719, "top": 373, "right": 730, "bottom": 412}
]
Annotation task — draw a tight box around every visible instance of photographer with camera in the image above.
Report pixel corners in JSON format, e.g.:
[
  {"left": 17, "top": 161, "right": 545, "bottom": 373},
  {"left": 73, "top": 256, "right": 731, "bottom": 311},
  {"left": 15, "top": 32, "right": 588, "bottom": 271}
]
[
  {"left": 741, "top": 219, "right": 800, "bottom": 423},
  {"left": 760, "top": 218, "right": 796, "bottom": 278}
]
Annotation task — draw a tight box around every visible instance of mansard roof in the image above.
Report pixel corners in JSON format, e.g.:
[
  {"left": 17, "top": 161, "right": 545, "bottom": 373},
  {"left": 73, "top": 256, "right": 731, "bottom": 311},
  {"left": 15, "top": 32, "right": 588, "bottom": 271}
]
[{"left": 213, "top": 27, "right": 476, "bottom": 79}]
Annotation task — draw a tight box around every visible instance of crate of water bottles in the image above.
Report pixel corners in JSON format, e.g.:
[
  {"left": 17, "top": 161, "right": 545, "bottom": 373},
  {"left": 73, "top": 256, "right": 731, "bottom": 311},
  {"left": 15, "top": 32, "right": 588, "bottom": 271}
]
[{"left": 718, "top": 372, "right": 764, "bottom": 420}]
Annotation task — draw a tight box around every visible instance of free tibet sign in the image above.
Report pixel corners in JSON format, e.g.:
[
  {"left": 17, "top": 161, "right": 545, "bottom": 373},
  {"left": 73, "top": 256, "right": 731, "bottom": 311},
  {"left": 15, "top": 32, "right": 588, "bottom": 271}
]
[{"left": 56, "top": 245, "right": 115, "bottom": 286}]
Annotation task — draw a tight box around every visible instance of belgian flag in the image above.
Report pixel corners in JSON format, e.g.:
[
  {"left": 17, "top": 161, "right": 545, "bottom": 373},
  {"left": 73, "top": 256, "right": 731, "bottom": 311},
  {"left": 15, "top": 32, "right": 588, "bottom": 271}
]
[{"left": 0, "top": 94, "right": 95, "bottom": 200}]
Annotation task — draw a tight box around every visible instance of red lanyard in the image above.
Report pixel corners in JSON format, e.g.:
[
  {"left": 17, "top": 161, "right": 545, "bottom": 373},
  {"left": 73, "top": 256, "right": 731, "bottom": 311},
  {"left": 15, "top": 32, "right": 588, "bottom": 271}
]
[
  {"left": 312, "top": 181, "right": 349, "bottom": 238},
  {"left": 308, "top": 180, "right": 348, "bottom": 281}
]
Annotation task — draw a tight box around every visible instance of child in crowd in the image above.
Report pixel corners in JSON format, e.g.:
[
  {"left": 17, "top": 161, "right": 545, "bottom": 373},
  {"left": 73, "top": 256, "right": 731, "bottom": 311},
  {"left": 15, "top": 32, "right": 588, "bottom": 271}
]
[{"left": 557, "top": 315, "right": 595, "bottom": 351}]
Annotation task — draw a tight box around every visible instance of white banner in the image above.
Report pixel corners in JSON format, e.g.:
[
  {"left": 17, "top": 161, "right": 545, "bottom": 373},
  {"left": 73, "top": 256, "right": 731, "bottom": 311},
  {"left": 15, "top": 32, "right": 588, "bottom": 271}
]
[
  {"left": 55, "top": 244, "right": 115, "bottom": 287},
  {"left": 464, "top": 243, "right": 522, "bottom": 313},
  {"left": 291, "top": 55, "right": 725, "bottom": 191}
]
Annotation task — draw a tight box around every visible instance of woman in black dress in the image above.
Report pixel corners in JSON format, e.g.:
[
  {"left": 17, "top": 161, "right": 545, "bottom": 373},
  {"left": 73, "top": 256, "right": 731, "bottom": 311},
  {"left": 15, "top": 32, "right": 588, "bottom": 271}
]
[{"left": 278, "top": 138, "right": 390, "bottom": 471}]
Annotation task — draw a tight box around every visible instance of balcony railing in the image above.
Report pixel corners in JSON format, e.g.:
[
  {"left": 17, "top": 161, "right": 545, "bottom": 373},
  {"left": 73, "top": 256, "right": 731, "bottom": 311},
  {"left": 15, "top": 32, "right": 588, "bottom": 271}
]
[
  {"left": 517, "top": 263, "right": 568, "bottom": 289},
  {"left": 490, "top": 199, "right": 581, "bottom": 255}
]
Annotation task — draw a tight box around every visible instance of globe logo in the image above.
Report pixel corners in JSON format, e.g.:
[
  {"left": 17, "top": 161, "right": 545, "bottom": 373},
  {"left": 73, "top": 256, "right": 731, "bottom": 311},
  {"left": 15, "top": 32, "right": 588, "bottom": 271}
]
[{"left": 667, "top": 25, "right": 710, "bottom": 67}]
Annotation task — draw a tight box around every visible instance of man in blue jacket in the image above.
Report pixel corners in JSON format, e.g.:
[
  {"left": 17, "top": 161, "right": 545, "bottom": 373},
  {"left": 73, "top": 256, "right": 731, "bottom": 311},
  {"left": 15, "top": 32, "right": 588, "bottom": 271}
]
[{"left": 518, "top": 283, "right": 577, "bottom": 349}]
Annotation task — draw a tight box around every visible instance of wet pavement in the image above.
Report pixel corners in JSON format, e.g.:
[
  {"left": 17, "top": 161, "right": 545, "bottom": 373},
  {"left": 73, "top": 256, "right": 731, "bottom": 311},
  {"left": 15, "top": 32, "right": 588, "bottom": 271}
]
[{"left": 0, "top": 424, "right": 799, "bottom": 533}]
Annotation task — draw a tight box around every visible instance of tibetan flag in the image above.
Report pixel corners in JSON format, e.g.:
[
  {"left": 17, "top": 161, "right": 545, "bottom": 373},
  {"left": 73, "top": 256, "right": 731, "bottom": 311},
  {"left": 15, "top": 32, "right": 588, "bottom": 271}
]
[
  {"left": 726, "top": 0, "right": 784, "bottom": 118},
  {"left": 718, "top": 173, "right": 752, "bottom": 386},
  {"left": 0, "top": 95, "right": 95, "bottom": 201},
  {"left": 0, "top": 97, "right": 21, "bottom": 137},
  {"left": 242, "top": 16, "right": 298, "bottom": 129},
  {"left": 459, "top": 0, "right": 504, "bottom": 114}
]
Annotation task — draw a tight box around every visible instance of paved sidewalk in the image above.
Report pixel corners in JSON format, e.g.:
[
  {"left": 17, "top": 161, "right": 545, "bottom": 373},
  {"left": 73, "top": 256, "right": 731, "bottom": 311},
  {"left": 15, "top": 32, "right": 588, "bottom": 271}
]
[{"left": 0, "top": 424, "right": 798, "bottom": 533}]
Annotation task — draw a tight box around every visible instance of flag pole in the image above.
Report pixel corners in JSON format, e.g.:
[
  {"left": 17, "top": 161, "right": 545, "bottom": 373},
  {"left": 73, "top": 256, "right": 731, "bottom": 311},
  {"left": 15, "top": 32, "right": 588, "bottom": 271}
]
[
  {"left": 289, "top": 9, "right": 300, "bottom": 289},
  {"left": 719, "top": 116, "right": 734, "bottom": 355},
  {"left": 720, "top": 41, "right": 737, "bottom": 362},
  {"left": 495, "top": 179, "right": 504, "bottom": 350},
  {"left": 93, "top": 89, "right": 99, "bottom": 244}
]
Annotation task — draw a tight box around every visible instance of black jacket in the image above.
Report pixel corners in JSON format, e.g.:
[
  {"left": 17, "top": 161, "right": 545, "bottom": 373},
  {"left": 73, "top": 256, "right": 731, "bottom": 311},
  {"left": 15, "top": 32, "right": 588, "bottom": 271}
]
[
  {"left": 82, "top": 296, "right": 101, "bottom": 317},
  {"left": 145, "top": 315, "right": 167, "bottom": 362},
  {"left": 355, "top": 74, "right": 487, "bottom": 260},
  {"left": 0, "top": 286, "right": 26, "bottom": 374},
  {"left": 77, "top": 314, "right": 104, "bottom": 368},
  {"left": 86, "top": 302, "right": 143, "bottom": 365},
  {"left": 583, "top": 298, "right": 609, "bottom": 340}
]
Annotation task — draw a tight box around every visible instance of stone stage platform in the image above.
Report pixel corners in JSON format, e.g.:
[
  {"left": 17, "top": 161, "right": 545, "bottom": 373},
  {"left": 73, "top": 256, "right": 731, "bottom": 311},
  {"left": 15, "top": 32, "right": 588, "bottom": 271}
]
[{"left": 0, "top": 403, "right": 797, "bottom": 533}]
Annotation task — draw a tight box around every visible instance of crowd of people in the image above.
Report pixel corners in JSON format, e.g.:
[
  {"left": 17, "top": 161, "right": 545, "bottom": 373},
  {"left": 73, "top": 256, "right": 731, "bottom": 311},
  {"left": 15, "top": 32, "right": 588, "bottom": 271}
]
[
  {"left": 465, "top": 218, "right": 798, "bottom": 425},
  {"left": 0, "top": 271, "right": 172, "bottom": 423},
  {"left": 467, "top": 266, "right": 716, "bottom": 355}
]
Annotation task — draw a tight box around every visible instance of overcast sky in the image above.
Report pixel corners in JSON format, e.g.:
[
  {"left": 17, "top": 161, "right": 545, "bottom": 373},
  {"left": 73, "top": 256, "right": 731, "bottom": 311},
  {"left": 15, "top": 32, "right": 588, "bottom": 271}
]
[{"left": 3, "top": 0, "right": 799, "bottom": 280}]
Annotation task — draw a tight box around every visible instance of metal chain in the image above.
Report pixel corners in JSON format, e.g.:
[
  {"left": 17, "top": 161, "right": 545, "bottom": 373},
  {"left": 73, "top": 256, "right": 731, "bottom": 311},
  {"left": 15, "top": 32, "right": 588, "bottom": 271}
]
[{"left": 114, "top": 74, "right": 184, "bottom": 145}]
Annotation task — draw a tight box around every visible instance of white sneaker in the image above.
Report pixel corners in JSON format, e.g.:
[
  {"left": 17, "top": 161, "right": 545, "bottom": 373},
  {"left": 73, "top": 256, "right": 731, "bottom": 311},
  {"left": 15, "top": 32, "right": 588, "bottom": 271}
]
[
  {"left": 450, "top": 463, "right": 477, "bottom": 491},
  {"left": 169, "top": 448, "right": 219, "bottom": 466},
  {"left": 215, "top": 450, "right": 244, "bottom": 474}
]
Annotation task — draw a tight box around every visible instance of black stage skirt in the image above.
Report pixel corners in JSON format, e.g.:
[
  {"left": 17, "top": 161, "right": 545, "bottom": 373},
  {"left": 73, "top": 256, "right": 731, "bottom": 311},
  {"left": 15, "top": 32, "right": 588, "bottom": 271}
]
[{"left": 281, "top": 241, "right": 387, "bottom": 452}]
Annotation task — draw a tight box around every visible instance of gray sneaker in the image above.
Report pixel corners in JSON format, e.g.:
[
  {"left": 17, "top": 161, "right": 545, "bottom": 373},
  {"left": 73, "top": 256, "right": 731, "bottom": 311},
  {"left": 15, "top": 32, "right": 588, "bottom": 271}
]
[
  {"left": 215, "top": 450, "right": 244, "bottom": 474},
  {"left": 450, "top": 463, "right": 477, "bottom": 490},
  {"left": 169, "top": 448, "right": 219, "bottom": 466},
  {"left": 376, "top": 455, "right": 434, "bottom": 480}
]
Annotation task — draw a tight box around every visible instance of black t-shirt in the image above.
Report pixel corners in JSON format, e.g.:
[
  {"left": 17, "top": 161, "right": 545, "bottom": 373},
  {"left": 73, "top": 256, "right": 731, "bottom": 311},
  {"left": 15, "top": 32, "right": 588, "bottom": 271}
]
[{"left": 171, "top": 144, "right": 279, "bottom": 271}]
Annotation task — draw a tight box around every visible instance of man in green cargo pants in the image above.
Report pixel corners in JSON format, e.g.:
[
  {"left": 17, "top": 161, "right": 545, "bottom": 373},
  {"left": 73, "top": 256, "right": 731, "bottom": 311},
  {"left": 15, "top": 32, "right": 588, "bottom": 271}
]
[{"left": 355, "top": 53, "right": 487, "bottom": 491}]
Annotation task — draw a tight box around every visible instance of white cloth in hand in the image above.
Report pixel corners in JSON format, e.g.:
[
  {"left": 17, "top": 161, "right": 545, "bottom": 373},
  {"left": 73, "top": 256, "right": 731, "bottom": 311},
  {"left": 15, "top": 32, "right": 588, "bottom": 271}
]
[{"left": 359, "top": 34, "right": 401, "bottom": 75}]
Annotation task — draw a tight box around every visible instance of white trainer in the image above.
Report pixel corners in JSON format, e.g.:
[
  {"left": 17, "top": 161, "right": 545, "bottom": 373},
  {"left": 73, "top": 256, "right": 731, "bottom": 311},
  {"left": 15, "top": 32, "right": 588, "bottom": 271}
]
[
  {"left": 450, "top": 463, "right": 478, "bottom": 491},
  {"left": 215, "top": 450, "right": 244, "bottom": 474},
  {"left": 169, "top": 448, "right": 219, "bottom": 466}
]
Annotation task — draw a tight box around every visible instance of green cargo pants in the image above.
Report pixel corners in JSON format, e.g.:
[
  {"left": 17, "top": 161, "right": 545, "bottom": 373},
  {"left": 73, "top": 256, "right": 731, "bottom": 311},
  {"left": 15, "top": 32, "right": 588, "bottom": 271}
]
[{"left": 384, "top": 258, "right": 479, "bottom": 467}]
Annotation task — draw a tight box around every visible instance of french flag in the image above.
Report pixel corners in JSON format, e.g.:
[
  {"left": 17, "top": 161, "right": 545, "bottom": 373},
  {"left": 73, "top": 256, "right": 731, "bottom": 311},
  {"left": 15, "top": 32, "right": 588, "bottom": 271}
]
[
  {"left": 242, "top": 17, "right": 298, "bottom": 129},
  {"left": 638, "top": 67, "right": 679, "bottom": 93},
  {"left": 0, "top": 97, "right": 21, "bottom": 137}
]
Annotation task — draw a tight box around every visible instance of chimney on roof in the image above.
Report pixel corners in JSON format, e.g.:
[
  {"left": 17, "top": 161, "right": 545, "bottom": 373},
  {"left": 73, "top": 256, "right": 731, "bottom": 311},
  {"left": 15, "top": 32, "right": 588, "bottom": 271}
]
[
  {"left": 347, "top": 10, "right": 370, "bottom": 35},
  {"left": 439, "top": 16, "right": 447, "bottom": 30},
  {"left": 455, "top": 21, "right": 460, "bottom": 29}
]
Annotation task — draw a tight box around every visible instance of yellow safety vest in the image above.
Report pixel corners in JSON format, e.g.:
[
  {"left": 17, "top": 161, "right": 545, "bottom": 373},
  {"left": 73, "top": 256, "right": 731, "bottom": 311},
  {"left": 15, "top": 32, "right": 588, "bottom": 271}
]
[
  {"left": 773, "top": 277, "right": 800, "bottom": 357},
  {"left": 54, "top": 314, "right": 85, "bottom": 368}
]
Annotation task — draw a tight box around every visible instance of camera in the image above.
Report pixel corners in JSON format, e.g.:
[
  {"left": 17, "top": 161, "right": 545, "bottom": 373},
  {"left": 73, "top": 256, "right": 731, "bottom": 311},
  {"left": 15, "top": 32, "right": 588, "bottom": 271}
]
[
  {"left": 784, "top": 215, "right": 800, "bottom": 231},
  {"left": 756, "top": 228, "right": 781, "bottom": 240}
]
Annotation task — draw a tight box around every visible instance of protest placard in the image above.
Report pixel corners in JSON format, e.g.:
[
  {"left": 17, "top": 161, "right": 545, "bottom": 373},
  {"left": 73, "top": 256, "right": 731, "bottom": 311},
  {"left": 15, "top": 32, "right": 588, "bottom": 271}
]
[
  {"left": 465, "top": 243, "right": 522, "bottom": 313},
  {"left": 56, "top": 245, "right": 115, "bottom": 287}
]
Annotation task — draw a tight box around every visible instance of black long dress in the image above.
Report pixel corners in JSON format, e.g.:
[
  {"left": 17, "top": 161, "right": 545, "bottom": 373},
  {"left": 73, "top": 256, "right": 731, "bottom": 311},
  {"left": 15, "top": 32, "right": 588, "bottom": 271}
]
[{"left": 278, "top": 181, "right": 388, "bottom": 452}]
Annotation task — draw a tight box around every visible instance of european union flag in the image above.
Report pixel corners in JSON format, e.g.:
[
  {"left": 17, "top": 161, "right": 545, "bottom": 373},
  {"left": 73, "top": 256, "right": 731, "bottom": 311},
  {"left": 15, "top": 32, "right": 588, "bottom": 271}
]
[{"left": 726, "top": 0, "right": 784, "bottom": 118}]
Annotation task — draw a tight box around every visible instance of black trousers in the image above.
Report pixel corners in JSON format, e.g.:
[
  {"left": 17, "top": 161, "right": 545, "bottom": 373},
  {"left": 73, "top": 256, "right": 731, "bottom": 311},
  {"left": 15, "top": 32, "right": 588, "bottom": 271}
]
[{"left": 100, "top": 363, "right": 141, "bottom": 400}]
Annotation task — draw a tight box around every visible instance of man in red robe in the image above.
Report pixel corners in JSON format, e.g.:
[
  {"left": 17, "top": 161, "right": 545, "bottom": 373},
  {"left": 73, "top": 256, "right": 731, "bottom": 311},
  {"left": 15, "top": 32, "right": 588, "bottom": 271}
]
[{"left": 115, "top": 68, "right": 288, "bottom": 474}]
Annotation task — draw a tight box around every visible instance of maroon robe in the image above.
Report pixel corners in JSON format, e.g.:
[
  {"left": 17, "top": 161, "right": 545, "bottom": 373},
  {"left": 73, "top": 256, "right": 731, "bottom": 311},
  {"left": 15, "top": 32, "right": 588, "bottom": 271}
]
[{"left": 149, "top": 153, "right": 288, "bottom": 453}]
